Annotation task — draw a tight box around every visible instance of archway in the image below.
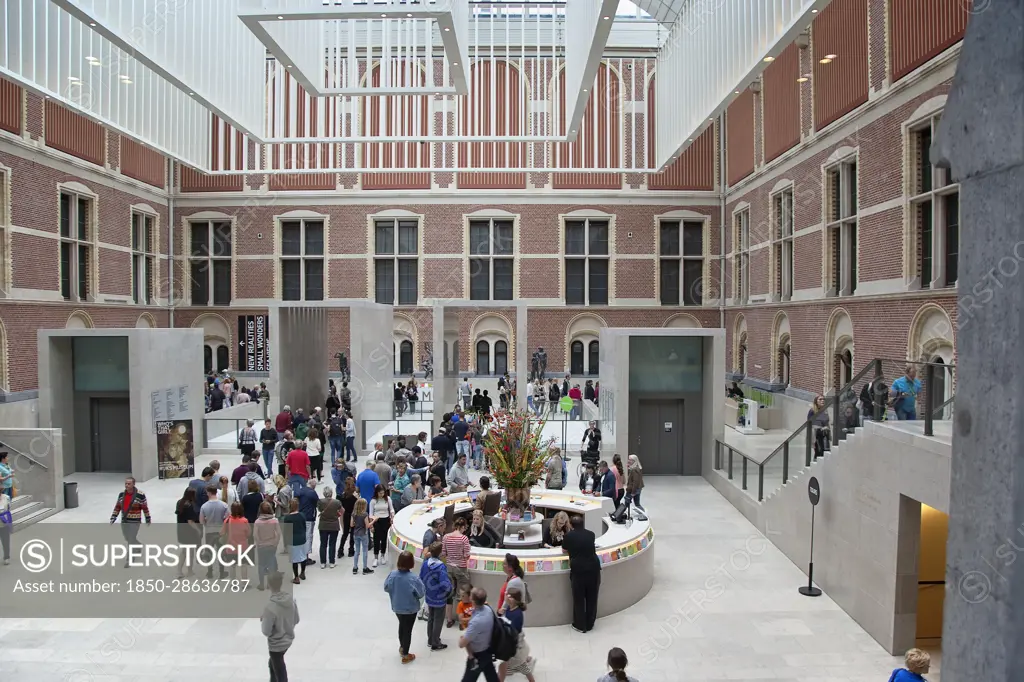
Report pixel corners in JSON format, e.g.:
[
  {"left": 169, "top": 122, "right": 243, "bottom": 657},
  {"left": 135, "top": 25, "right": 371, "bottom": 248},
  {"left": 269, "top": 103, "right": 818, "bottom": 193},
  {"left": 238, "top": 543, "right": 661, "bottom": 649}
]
[
  {"left": 733, "top": 315, "right": 747, "bottom": 375},
  {"left": 192, "top": 313, "right": 231, "bottom": 373},
  {"left": 663, "top": 313, "right": 702, "bottom": 329},
  {"left": 470, "top": 313, "right": 513, "bottom": 376},
  {"left": 770, "top": 311, "right": 792, "bottom": 386},
  {"left": 394, "top": 313, "right": 419, "bottom": 376},
  {"left": 908, "top": 303, "right": 956, "bottom": 416},
  {"left": 824, "top": 308, "right": 854, "bottom": 394},
  {"left": 135, "top": 313, "right": 156, "bottom": 329},
  {"left": 565, "top": 313, "right": 606, "bottom": 375},
  {"left": 66, "top": 310, "right": 94, "bottom": 329}
]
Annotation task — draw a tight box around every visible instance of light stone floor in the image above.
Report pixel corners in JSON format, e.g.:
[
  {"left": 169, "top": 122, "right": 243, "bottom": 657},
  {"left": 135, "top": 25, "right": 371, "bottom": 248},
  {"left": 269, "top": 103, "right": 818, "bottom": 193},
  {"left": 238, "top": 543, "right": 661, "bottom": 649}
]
[{"left": 0, "top": 452, "right": 941, "bottom": 682}]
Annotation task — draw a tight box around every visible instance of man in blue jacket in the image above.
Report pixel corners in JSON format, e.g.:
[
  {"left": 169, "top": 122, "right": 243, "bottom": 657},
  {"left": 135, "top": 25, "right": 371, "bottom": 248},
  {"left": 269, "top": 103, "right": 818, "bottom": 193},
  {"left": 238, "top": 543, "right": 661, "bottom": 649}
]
[
  {"left": 356, "top": 459, "right": 381, "bottom": 503},
  {"left": 598, "top": 461, "right": 616, "bottom": 499},
  {"left": 295, "top": 480, "right": 319, "bottom": 566}
]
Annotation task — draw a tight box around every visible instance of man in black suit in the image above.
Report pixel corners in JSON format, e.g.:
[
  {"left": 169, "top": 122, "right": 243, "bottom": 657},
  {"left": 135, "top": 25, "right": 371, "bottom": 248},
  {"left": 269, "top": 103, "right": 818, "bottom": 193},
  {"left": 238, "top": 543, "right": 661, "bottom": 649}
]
[{"left": 562, "top": 514, "right": 601, "bottom": 633}]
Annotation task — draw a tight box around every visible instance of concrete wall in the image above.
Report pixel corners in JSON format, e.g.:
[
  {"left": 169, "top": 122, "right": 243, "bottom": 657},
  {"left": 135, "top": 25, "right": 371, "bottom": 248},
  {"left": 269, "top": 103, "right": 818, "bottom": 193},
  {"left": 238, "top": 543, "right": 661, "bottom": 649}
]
[
  {"left": 348, "top": 302, "right": 395, "bottom": 422},
  {"left": 706, "top": 420, "right": 952, "bottom": 654},
  {"left": 0, "top": 428, "right": 64, "bottom": 511},
  {"left": 0, "top": 398, "right": 40, "bottom": 429},
  {"left": 38, "top": 328, "right": 205, "bottom": 482}
]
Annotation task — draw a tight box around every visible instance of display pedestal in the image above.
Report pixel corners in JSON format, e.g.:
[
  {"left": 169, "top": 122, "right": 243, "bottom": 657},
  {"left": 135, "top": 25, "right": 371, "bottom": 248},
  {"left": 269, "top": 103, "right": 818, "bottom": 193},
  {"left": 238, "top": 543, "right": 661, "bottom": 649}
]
[{"left": 735, "top": 398, "right": 765, "bottom": 434}]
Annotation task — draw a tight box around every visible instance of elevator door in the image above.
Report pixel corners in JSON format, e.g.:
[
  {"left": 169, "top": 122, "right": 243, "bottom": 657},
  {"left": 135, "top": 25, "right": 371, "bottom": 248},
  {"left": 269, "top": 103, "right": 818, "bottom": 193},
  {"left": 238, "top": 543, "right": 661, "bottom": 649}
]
[
  {"left": 90, "top": 398, "right": 132, "bottom": 472},
  {"left": 637, "top": 399, "right": 685, "bottom": 475}
]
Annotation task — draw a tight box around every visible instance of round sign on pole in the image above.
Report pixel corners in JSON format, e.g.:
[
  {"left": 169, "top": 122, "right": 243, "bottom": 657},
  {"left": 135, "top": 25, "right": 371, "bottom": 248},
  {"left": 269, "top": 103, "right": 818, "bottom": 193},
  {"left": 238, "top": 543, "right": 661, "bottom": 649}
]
[{"left": 807, "top": 476, "right": 821, "bottom": 506}]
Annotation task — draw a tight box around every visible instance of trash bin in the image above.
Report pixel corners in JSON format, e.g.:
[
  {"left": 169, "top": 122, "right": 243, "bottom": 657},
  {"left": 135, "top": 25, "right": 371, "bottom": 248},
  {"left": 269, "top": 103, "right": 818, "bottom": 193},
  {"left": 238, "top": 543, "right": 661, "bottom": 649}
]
[{"left": 64, "top": 481, "right": 79, "bottom": 509}]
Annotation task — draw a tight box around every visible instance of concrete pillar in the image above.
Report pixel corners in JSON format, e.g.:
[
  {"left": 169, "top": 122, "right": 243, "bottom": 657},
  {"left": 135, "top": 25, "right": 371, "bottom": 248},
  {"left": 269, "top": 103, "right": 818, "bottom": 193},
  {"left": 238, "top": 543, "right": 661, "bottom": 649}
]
[{"left": 933, "top": 2, "right": 1024, "bottom": 679}]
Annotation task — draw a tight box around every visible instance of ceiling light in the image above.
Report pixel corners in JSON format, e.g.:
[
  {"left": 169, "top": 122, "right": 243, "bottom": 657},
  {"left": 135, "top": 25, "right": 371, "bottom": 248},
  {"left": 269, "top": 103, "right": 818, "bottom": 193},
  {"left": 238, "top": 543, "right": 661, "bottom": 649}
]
[
  {"left": 407, "top": 13, "right": 413, "bottom": 17},
  {"left": 86, "top": 55, "right": 98, "bottom": 62},
  {"left": 189, "top": 92, "right": 195, "bottom": 96},
  {"left": 68, "top": 76, "right": 80, "bottom": 82},
  {"left": 89, "top": 22, "right": 96, "bottom": 27},
  {"left": 286, "top": 64, "right": 292, "bottom": 68},
  {"left": 797, "top": 76, "right": 809, "bottom": 83},
  {"left": 812, "top": 8, "right": 818, "bottom": 12},
  {"left": 444, "top": 27, "right": 450, "bottom": 31},
  {"left": 121, "top": 79, "right": 133, "bottom": 84},
  {"left": 825, "top": 54, "right": 837, "bottom": 60},
  {"left": 571, "top": 130, "right": 577, "bottom": 134},
  {"left": 603, "top": 16, "right": 610, "bottom": 20},
  {"left": 453, "top": 62, "right": 459, "bottom": 67},
  {"left": 583, "top": 88, "right": 588, "bottom": 92},
  {"left": 735, "top": 90, "right": 740, "bottom": 94},
  {"left": 763, "top": 56, "right": 775, "bottom": 62},
  {"left": 381, "top": 13, "right": 387, "bottom": 17},
  {"left": 819, "top": 58, "right": 832, "bottom": 64},
  {"left": 277, "top": 15, "right": 283, "bottom": 19}
]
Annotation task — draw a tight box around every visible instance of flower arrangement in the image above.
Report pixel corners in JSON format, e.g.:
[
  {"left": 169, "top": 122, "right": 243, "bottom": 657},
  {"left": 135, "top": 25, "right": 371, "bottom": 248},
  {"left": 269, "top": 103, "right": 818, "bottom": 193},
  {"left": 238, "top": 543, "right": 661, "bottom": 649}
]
[{"left": 482, "top": 408, "right": 554, "bottom": 490}]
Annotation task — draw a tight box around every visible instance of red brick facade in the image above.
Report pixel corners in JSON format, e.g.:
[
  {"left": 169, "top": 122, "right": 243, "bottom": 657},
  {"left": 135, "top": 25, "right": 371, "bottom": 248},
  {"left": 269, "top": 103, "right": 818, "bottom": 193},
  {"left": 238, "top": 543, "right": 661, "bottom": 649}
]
[{"left": 0, "top": 8, "right": 968, "bottom": 400}]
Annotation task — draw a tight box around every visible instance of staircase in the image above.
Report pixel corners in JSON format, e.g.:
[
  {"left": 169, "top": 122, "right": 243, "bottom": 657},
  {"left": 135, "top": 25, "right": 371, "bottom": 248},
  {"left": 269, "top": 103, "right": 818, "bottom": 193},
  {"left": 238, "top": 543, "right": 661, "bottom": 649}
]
[{"left": 10, "top": 493, "right": 58, "bottom": 531}]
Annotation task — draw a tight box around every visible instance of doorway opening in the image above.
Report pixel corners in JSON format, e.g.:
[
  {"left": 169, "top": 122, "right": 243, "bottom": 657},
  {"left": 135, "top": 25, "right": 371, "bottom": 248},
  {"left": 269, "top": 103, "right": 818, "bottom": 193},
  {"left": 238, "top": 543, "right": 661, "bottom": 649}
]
[{"left": 916, "top": 503, "right": 947, "bottom": 647}]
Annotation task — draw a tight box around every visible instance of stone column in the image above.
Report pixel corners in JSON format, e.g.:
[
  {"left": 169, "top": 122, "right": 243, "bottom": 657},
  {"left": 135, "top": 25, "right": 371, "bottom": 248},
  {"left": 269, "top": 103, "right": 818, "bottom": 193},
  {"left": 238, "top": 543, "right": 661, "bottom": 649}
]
[{"left": 933, "top": 2, "right": 1024, "bottom": 679}]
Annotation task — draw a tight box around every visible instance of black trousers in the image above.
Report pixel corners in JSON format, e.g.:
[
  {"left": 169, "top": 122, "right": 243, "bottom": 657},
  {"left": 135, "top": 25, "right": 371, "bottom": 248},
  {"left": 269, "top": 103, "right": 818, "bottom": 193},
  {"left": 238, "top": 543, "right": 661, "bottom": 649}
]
[
  {"left": 396, "top": 612, "right": 416, "bottom": 655},
  {"left": 338, "top": 512, "right": 354, "bottom": 557},
  {"left": 571, "top": 570, "right": 601, "bottom": 631},
  {"left": 319, "top": 530, "right": 338, "bottom": 564},
  {"left": 373, "top": 517, "right": 391, "bottom": 557},
  {"left": 268, "top": 649, "right": 288, "bottom": 682},
  {"left": 461, "top": 650, "right": 500, "bottom": 682}
]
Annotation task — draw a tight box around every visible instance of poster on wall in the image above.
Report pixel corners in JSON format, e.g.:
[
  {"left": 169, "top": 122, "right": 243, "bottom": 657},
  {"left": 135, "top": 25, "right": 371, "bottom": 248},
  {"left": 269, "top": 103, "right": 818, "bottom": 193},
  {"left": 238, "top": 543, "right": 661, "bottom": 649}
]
[
  {"left": 237, "top": 315, "right": 270, "bottom": 372},
  {"left": 156, "top": 419, "right": 195, "bottom": 479}
]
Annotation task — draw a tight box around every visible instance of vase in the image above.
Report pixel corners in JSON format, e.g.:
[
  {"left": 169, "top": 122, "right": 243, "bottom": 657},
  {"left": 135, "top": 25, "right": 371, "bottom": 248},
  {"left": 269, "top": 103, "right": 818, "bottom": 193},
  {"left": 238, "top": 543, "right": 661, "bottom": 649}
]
[{"left": 504, "top": 487, "right": 531, "bottom": 512}]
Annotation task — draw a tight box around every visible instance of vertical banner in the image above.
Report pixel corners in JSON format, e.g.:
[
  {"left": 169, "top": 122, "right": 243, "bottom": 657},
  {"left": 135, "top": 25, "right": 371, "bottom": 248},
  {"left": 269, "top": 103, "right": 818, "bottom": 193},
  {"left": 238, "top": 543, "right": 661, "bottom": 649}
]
[
  {"left": 156, "top": 419, "right": 195, "bottom": 479},
  {"left": 238, "top": 315, "right": 270, "bottom": 372}
]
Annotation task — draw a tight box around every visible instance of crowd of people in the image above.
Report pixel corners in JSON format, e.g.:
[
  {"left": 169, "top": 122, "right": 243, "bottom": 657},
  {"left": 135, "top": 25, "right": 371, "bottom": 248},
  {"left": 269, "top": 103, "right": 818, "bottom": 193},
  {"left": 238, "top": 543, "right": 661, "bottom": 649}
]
[
  {"left": 204, "top": 371, "right": 271, "bottom": 413},
  {"left": 101, "top": 375, "right": 650, "bottom": 682}
]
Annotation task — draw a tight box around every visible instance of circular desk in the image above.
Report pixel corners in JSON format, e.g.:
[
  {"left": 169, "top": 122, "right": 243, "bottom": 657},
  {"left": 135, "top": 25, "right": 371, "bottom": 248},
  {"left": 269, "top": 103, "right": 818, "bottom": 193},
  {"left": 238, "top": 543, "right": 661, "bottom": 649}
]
[{"left": 388, "top": 489, "right": 654, "bottom": 626}]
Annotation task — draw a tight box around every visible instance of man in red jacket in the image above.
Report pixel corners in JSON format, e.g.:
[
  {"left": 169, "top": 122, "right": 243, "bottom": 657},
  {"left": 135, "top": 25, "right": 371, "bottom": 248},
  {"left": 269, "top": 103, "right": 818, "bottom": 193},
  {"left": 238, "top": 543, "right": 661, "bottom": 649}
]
[
  {"left": 274, "top": 406, "right": 293, "bottom": 441},
  {"left": 568, "top": 385, "right": 583, "bottom": 421}
]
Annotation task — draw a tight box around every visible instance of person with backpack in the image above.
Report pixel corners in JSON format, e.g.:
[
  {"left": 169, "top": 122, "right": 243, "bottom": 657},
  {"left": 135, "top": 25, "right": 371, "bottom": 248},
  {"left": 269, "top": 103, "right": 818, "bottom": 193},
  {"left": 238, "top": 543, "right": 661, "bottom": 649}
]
[
  {"left": 418, "top": 541, "right": 452, "bottom": 651},
  {"left": 458, "top": 587, "right": 503, "bottom": 682},
  {"left": 498, "top": 588, "right": 536, "bottom": 682},
  {"left": 327, "top": 412, "right": 345, "bottom": 464}
]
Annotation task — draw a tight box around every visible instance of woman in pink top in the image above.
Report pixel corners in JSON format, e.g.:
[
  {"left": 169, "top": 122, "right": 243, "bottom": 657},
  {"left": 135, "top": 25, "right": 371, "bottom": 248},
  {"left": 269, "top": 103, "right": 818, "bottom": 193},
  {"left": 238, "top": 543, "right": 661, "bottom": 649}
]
[
  {"left": 253, "top": 500, "right": 281, "bottom": 590},
  {"left": 222, "top": 501, "right": 251, "bottom": 582},
  {"left": 611, "top": 454, "right": 626, "bottom": 507}
]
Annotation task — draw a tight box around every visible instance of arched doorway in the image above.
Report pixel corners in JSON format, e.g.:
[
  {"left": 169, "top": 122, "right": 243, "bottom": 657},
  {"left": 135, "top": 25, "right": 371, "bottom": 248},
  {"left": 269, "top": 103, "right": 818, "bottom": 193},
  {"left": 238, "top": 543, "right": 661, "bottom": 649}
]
[{"left": 570, "top": 340, "right": 584, "bottom": 375}]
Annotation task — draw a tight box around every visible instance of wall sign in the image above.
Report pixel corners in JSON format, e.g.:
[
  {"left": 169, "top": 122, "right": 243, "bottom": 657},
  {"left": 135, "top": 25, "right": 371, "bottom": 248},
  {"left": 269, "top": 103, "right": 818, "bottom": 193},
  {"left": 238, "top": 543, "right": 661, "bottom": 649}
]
[
  {"left": 237, "top": 315, "right": 270, "bottom": 372},
  {"left": 664, "top": 422, "right": 673, "bottom": 432},
  {"left": 808, "top": 476, "right": 821, "bottom": 506}
]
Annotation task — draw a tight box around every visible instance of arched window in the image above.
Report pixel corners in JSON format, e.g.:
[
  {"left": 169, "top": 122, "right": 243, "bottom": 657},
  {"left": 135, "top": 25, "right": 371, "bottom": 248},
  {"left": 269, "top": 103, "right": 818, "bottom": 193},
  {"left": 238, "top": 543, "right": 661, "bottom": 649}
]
[
  {"left": 588, "top": 341, "right": 600, "bottom": 376},
  {"left": 399, "top": 340, "right": 414, "bottom": 375},
  {"left": 216, "top": 346, "right": 229, "bottom": 372},
  {"left": 494, "top": 341, "right": 508, "bottom": 376},
  {"left": 570, "top": 340, "right": 584, "bottom": 375},
  {"left": 204, "top": 345, "right": 214, "bottom": 374},
  {"left": 779, "top": 341, "right": 791, "bottom": 387},
  {"left": 476, "top": 340, "right": 490, "bottom": 376},
  {"left": 738, "top": 332, "right": 748, "bottom": 375}
]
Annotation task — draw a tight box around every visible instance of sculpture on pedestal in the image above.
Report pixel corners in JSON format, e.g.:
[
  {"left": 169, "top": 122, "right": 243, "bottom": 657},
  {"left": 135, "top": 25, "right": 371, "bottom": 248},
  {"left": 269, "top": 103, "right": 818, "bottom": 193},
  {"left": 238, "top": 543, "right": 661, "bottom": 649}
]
[
  {"left": 422, "top": 342, "right": 433, "bottom": 380},
  {"left": 533, "top": 347, "right": 547, "bottom": 381},
  {"left": 334, "top": 351, "right": 350, "bottom": 383}
]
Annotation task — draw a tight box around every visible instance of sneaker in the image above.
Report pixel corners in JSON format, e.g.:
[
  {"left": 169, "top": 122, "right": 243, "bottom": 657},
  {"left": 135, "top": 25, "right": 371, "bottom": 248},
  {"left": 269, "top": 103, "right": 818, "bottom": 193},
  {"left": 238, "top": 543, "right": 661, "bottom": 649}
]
[
  {"left": 362, "top": 567, "right": 374, "bottom": 575},
  {"left": 320, "top": 563, "right": 327, "bottom": 570},
  {"left": 292, "top": 577, "right": 301, "bottom": 585},
  {"left": 352, "top": 567, "right": 358, "bottom": 575},
  {"left": 401, "top": 654, "right": 416, "bottom": 664},
  {"left": 348, "top": 548, "right": 354, "bottom": 557},
  {"left": 371, "top": 558, "right": 378, "bottom": 568},
  {"left": 430, "top": 644, "right": 448, "bottom": 651},
  {"left": 571, "top": 625, "right": 585, "bottom": 634},
  {"left": 300, "top": 573, "right": 307, "bottom": 580},
  {"left": 329, "top": 563, "right": 336, "bottom": 569}
]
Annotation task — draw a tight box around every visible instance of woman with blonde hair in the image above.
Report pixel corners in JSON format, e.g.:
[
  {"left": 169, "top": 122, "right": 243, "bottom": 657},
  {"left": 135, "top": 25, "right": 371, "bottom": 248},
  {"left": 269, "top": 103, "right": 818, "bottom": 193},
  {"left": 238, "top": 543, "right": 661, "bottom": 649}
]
[
  {"left": 807, "top": 394, "right": 830, "bottom": 459},
  {"left": 543, "top": 511, "right": 570, "bottom": 548},
  {"left": 272, "top": 475, "right": 293, "bottom": 555},
  {"left": 625, "top": 454, "right": 645, "bottom": 512}
]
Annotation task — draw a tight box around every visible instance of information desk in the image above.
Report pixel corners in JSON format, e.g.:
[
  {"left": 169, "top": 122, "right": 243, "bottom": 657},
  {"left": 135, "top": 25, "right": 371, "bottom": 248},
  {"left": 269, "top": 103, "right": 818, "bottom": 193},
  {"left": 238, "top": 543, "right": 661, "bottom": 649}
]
[{"left": 388, "top": 489, "right": 654, "bottom": 626}]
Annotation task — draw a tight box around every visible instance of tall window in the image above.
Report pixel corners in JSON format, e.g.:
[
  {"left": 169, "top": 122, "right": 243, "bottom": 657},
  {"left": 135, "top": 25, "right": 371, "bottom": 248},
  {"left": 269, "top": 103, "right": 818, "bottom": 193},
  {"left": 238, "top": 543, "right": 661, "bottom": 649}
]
[
  {"left": 772, "top": 189, "right": 794, "bottom": 301},
  {"left": 494, "top": 341, "right": 508, "bottom": 376},
  {"left": 469, "top": 219, "right": 514, "bottom": 300},
  {"left": 59, "top": 192, "right": 94, "bottom": 301},
  {"left": 660, "top": 220, "right": 704, "bottom": 306},
  {"left": 216, "top": 346, "right": 229, "bottom": 372},
  {"left": 476, "top": 341, "right": 489, "bottom": 376},
  {"left": 734, "top": 210, "right": 750, "bottom": 304},
  {"left": 189, "top": 221, "right": 232, "bottom": 305},
  {"left": 570, "top": 341, "right": 584, "bottom": 375},
  {"left": 280, "top": 219, "right": 324, "bottom": 301},
  {"left": 375, "top": 219, "right": 418, "bottom": 305},
  {"left": 588, "top": 340, "right": 599, "bottom": 376},
  {"left": 131, "top": 212, "right": 155, "bottom": 305},
  {"left": 0, "top": 170, "right": 9, "bottom": 296},
  {"left": 398, "top": 340, "right": 414, "bottom": 375},
  {"left": 564, "top": 219, "right": 609, "bottom": 305},
  {"left": 825, "top": 160, "right": 858, "bottom": 296},
  {"left": 910, "top": 115, "right": 959, "bottom": 289},
  {"left": 778, "top": 340, "right": 791, "bottom": 386}
]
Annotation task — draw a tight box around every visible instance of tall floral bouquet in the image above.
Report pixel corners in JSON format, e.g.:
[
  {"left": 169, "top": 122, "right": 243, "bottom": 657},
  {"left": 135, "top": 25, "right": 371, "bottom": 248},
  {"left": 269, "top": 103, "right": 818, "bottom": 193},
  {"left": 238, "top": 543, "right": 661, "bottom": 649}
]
[{"left": 482, "top": 408, "right": 554, "bottom": 489}]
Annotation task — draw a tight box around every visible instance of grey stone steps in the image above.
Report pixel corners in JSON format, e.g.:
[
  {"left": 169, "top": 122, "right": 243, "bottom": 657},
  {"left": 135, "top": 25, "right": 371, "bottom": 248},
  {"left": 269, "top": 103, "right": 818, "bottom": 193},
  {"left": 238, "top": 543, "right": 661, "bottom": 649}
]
[{"left": 12, "top": 502, "right": 58, "bottom": 532}]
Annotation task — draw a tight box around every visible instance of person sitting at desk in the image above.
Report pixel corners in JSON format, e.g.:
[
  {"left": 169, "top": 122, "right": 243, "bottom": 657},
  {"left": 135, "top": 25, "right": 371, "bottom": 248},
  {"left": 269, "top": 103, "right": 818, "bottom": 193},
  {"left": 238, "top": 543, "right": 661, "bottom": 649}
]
[
  {"left": 422, "top": 517, "right": 446, "bottom": 547},
  {"left": 543, "top": 511, "right": 570, "bottom": 548},
  {"left": 468, "top": 509, "right": 501, "bottom": 549},
  {"left": 427, "top": 475, "right": 446, "bottom": 498},
  {"left": 401, "top": 474, "right": 428, "bottom": 507},
  {"left": 474, "top": 476, "right": 495, "bottom": 511}
]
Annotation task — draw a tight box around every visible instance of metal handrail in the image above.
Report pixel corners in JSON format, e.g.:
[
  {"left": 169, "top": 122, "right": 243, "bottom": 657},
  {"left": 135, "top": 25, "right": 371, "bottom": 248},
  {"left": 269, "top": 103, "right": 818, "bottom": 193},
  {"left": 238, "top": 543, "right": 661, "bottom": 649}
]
[
  {"left": 713, "top": 438, "right": 765, "bottom": 501},
  {"left": 0, "top": 439, "right": 50, "bottom": 471}
]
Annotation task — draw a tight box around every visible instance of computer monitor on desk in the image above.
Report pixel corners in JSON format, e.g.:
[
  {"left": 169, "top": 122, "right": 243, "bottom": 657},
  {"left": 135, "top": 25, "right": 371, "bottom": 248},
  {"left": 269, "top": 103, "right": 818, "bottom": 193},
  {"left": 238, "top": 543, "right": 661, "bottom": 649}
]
[{"left": 443, "top": 503, "right": 455, "bottom": 533}]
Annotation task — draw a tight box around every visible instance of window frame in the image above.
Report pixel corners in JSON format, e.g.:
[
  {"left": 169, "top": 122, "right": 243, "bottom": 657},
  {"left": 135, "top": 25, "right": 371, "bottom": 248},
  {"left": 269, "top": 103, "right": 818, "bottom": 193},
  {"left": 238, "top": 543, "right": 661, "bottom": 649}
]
[
  {"left": 733, "top": 208, "right": 750, "bottom": 304},
  {"left": 770, "top": 187, "right": 795, "bottom": 301},
  {"left": 562, "top": 216, "right": 612, "bottom": 306},
  {"left": 187, "top": 219, "right": 233, "bottom": 306},
  {"left": 824, "top": 158, "right": 859, "bottom": 297},
  {"left": 658, "top": 218, "right": 706, "bottom": 306},
  {"left": 467, "top": 216, "right": 516, "bottom": 301},
  {"left": 908, "top": 114, "right": 960, "bottom": 290},
  {"left": 373, "top": 217, "right": 420, "bottom": 306},
  {"left": 131, "top": 210, "right": 157, "bottom": 305},
  {"left": 0, "top": 168, "right": 10, "bottom": 298},
  {"left": 278, "top": 217, "right": 326, "bottom": 302},
  {"left": 58, "top": 189, "right": 96, "bottom": 303}
]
